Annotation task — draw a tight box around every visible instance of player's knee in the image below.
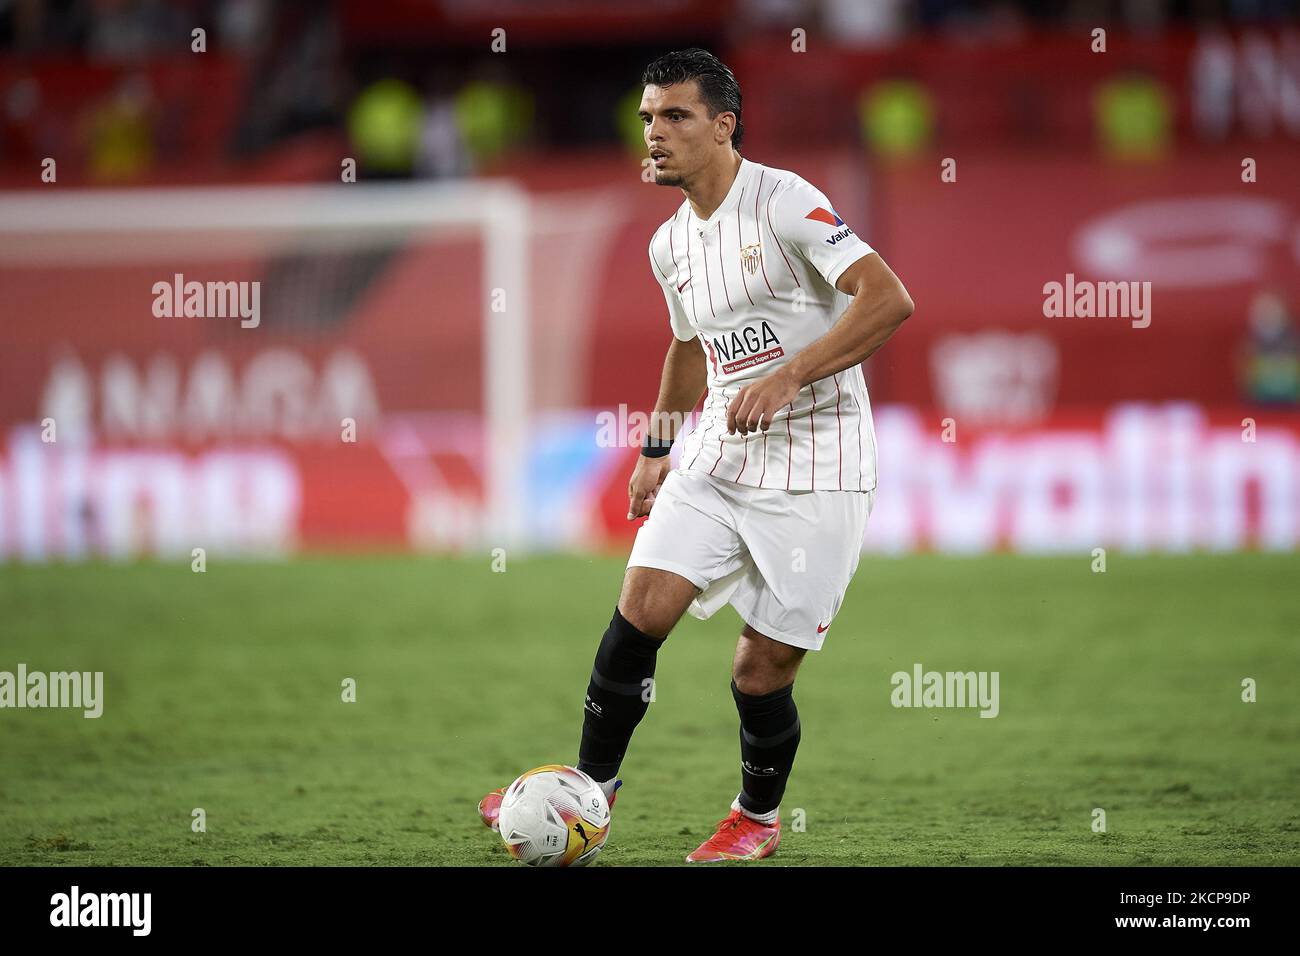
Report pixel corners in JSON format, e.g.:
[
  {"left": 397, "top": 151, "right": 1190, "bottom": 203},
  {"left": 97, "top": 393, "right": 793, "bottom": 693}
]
[
  {"left": 732, "top": 648, "right": 771, "bottom": 694},
  {"left": 615, "top": 596, "right": 674, "bottom": 640},
  {"left": 734, "top": 630, "right": 803, "bottom": 695},
  {"left": 617, "top": 567, "right": 695, "bottom": 639},
  {"left": 732, "top": 660, "right": 781, "bottom": 696}
]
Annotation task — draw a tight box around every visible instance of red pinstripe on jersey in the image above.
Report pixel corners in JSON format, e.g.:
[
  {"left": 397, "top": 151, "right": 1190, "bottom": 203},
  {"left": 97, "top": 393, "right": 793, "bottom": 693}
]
[
  {"left": 850, "top": 380, "right": 865, "bottom": 491},
  {"left": 808, "top": 382, "right": 817, "bottom": 488},
  {"left": 753, "top": 172, "right": 776, "bottom": 298},
  {"left": 734, "top": 432, "right": 748, "bottom": 482},
  {"left": 650, "top": 221, "right": 670, "bottom": 281},
  {"left": 709, "top": 420, "right": 726, "bottom": 474},
  {"left": 735, "top": 187, "right": 756, "bottom": 307},
  {"left": 715, "top": 222, "right": 733, "bottom": 312},
  {"left": 692, "top": 212, "right": 716, "bottom": 319},
  {"left": 832, "top": 372, "right": 844, "bottom": 491},
  {"left": 670, "top": 207, "right": 698, "bottom": 323},
  {"left": 765, "top": 181, "right": 801, "bottom": 288},
  {"left": 785, "top": 401, "right": 793, "bottom": 490},
  {"left": 688, "top": 387, "right": 719, "bottom": 470}
]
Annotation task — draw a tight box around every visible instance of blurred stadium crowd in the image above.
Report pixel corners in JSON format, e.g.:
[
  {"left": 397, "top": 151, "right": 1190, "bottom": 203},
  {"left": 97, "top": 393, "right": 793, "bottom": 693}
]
[
  {"left": 2, "top": 0, "right": 1299, "bottom": 182},
  {"left": 1, "top": 0, "right": 1299, "bottom": 558}
]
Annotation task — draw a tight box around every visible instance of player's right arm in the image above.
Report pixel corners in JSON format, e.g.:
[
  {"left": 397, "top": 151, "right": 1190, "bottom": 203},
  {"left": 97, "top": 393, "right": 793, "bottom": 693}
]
[{"left": 628, "top": 335, "right": 706, "bottom": 519}]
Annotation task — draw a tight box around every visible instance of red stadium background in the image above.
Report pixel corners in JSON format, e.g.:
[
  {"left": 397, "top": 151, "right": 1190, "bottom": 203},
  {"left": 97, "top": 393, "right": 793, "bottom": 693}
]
[{"left": 2, "top": 7, "right": 1299, "bottom": 558}]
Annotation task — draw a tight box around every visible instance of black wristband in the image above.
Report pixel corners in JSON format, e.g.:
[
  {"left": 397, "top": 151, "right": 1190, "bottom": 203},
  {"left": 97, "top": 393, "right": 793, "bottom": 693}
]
[{"left": 641, "top": 435, "right": 674, "bottom": 458}]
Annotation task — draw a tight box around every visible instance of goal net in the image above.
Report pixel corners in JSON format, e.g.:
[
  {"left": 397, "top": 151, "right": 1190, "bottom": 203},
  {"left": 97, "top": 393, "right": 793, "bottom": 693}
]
[{"left": 0, "top": 181, "right": 533, "bottom": 558}]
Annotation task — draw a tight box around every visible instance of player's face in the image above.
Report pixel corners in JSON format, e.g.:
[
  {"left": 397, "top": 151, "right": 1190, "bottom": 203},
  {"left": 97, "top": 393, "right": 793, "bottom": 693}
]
[{"left": 638, "top": 81, "right": 728, "bottom": 187}]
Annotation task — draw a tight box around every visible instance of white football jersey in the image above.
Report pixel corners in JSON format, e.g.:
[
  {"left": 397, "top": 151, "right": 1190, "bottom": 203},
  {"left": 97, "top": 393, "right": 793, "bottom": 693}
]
[{"left": 648, "top": 157, "right": 878, "bottom": 492}]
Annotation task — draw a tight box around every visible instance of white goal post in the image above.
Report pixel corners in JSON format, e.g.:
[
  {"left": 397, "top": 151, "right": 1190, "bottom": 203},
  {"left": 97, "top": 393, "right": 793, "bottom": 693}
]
[{"left": 0, "top": 181, "right": 532, "bottom": 551}]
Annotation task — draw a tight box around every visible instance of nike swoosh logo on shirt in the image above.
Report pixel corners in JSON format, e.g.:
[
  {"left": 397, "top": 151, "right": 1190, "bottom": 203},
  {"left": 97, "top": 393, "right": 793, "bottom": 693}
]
[
  {"left": 817, "top": 622, "right": 830, "bottom": 633},
  {"left": 677, "top": 278, "right": 691, "bottom": 293}
]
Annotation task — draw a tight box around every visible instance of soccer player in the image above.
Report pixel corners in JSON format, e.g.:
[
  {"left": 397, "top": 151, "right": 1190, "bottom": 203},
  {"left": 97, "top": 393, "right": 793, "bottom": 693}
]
[{"left": 481, "top": 48, "right": 913, "bottom": 862}]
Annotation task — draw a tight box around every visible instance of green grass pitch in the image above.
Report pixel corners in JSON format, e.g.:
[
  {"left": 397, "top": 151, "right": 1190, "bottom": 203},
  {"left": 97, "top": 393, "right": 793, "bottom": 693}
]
[{"left": 1, "top": 552, "right": 1297, "bottom": 866}]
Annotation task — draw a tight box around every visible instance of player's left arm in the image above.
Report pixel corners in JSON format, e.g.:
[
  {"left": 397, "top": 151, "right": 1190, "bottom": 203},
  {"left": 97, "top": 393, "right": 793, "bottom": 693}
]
[{"left": 726, "top": 251, "right": 913, "bottom": 435}]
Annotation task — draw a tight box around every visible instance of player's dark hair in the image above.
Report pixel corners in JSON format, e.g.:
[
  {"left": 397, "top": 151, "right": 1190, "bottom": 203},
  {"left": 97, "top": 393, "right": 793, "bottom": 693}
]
[{"left": 641, "top": 48, "right": 744, "bottom": 150}]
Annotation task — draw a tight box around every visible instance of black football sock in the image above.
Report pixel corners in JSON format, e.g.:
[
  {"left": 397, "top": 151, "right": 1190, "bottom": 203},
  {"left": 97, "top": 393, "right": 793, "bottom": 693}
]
[
  {"left": 576, "top": 607, "right": 663, "bottom": 783},
  {"left": 733, "top": 679, "right": 801, "bottom": 818}
]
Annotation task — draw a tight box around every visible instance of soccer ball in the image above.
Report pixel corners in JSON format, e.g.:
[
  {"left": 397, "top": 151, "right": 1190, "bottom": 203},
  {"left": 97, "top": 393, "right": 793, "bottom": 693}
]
[{"left": 497, "top": 764, "right": 611, "bottom": 866}]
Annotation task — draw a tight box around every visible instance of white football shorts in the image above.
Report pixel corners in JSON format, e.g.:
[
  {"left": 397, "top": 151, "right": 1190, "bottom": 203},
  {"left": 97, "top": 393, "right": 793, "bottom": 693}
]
[{"left": 626, "top": 468, "right": 873, "bottom": 651}]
